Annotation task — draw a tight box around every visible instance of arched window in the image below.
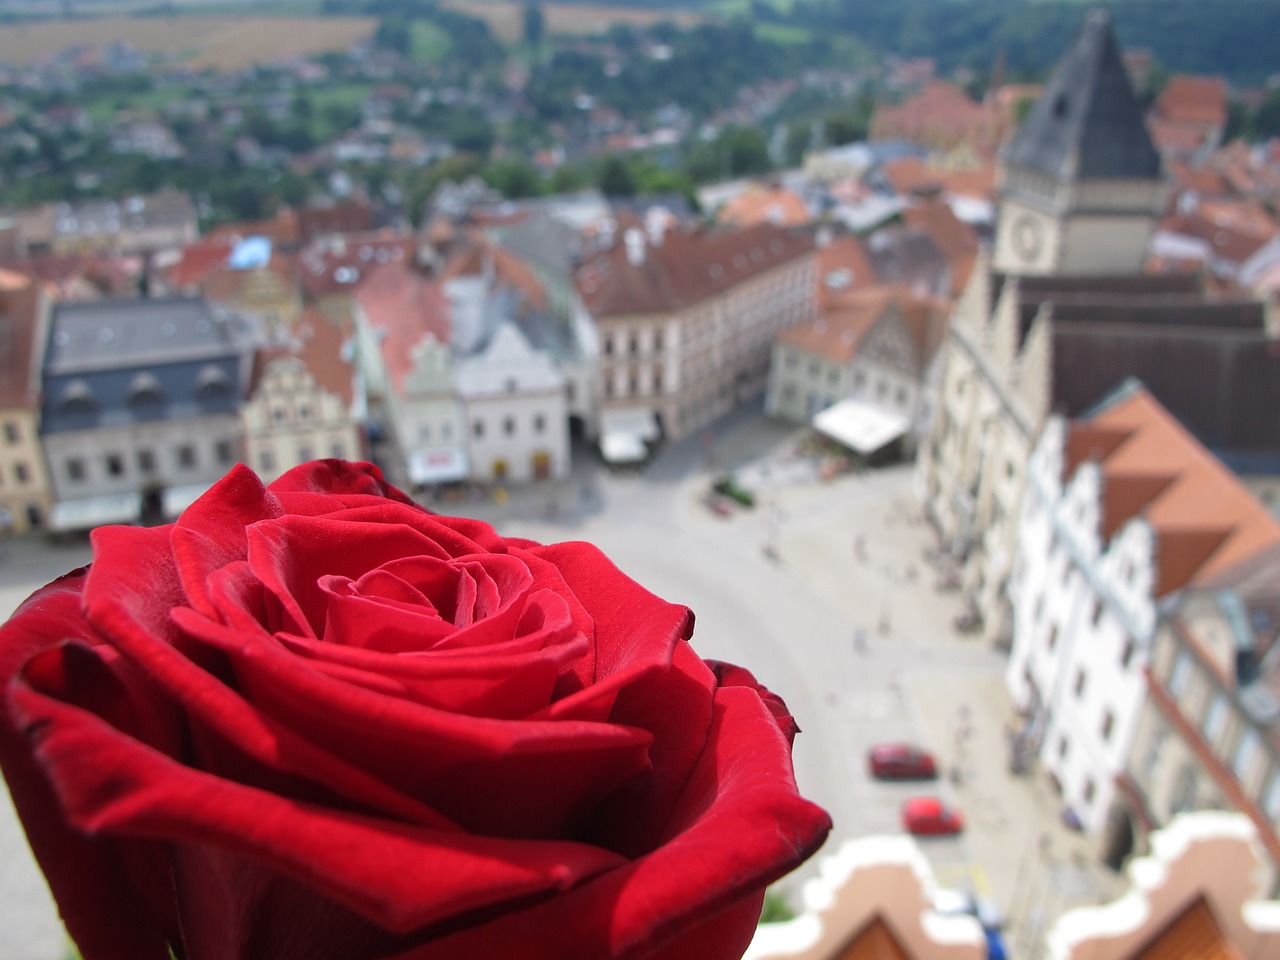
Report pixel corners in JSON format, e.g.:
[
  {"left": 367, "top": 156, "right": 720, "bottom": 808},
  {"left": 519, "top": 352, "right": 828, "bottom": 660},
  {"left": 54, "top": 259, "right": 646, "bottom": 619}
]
[
  {"left": 128, "top": 372, "right": 167, "bottom": 409},
  {"left": 58, "top": 379, "right": 98, "bottom": 415},
  {"left": 195, "top": 364, "right": 233, "bottom": 401}
]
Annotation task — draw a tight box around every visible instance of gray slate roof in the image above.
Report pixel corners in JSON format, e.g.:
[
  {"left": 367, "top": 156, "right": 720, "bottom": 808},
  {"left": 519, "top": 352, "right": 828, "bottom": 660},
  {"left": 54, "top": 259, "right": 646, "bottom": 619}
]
[
  {"left": 1004, "top": 10, "right": 1160, "bottom": 182},
  {"left": 45, "top": 297, "right": 250, "bottom": 374}
]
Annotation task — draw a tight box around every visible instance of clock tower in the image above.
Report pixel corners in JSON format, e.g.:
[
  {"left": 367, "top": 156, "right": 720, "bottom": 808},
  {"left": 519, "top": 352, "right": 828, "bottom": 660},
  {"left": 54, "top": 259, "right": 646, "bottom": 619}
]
[{"left": 993, "top": 11, "right": 1164, "bottom": 277}]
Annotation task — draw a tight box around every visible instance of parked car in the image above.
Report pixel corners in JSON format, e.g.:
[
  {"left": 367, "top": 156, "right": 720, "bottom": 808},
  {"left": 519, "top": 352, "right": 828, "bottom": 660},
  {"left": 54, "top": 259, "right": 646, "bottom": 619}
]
[
  {"left": 868, "top": 743, "right": 938, "bottom": 780},
  {"left": 901, "top": 797, "right": 964, "bottom": 835}
]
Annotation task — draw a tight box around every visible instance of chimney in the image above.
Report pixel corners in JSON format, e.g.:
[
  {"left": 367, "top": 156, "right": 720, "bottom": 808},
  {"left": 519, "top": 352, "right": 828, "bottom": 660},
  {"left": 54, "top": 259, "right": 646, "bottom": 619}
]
[{"left": 624, "top": 227, "right": 646, "bottom": 266}]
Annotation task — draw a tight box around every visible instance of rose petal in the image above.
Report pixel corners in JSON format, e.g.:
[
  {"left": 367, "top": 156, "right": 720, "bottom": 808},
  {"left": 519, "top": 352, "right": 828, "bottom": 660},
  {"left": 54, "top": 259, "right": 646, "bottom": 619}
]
[
  {"left": 378, "top": 684, "right": 832, "bottom": 960},
  {"left": 82, "top": 586, "right": 455, "bottom": 829},
  {"left": 10, "top": 673, "right": 629, "bottom": 939},
  {"left": 171, "top": 607, "right": 656, "bottom": 839},
  {"left": 0, "top": 574, "right": 180, "bottom": 959}
]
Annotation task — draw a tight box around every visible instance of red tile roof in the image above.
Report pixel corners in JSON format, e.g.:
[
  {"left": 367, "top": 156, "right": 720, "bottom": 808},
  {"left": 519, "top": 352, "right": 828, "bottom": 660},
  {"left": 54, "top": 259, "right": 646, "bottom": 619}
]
[
  {"left": 354, "top": 261, "right": 450, "bottom": 395},
  {"left": 1066, "top": 386, "right": 1280, "bottom": 596},
  {"left": 718, "top": 182, "right": 812, "bottom": 229},
  {"left": 298, "top": 309, "right": 354, "bottom": 407},
  {"left": 1156, "top": 76, "right": 1228, "bottom": 129},
  {"left": 576, "top": 222, "right": 814, "bottom": 318},
  {"left": 870, "top": 82, "right": 993, "bottom": 153},
  {"left": 779, "top": 286, "right": 895, "bottom": 364},
  {"left": 166, "top": 238, "right": 234, "bottom": 290},
  {"left": 817, "top": 233, "right": 876, "bottom": 311},
  {"left": 880, "top": 156, "right": 997, "bottom": 202},
  {"left": 297, "top": 231, "right": 417, "bottom": 300}
]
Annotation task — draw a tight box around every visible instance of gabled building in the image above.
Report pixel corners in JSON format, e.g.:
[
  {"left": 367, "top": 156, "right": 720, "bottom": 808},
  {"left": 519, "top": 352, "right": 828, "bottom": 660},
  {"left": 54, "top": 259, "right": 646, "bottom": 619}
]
[
  {"left": 1124, "top": 543, "right": 1280, "bottom": 881},
  {"left": 746, "top": 837, "right": 986, "bottom": 960},
  {"left": 0, "top": 273, "right": 53, "bottom": 533},
  {"left": 1148, "top": 75, "right": 1228, "bottom": 161},
  {"left": 240, "top": 311, "right": 361, "bottom": 483},
  {"left": 40, "top": 297, "right": 253, "bottom": 530},
  {"left": 1007, "top": 384, "right": 1280, "bottom": 849},
  {"left": 576, "top": 222, "right": 816, "bottom": 449},
  {"left": 456, "top": 322, "right": 570, "bottom": 485},
  {"left": 1048, "top": 813, "right": 1280, "bottom": 957},
  {"left": 351, "top": 261, "right": 467, "bottom": 490},
  {"left": 766, "top": 286, "right": 946, "bottom": 453}
]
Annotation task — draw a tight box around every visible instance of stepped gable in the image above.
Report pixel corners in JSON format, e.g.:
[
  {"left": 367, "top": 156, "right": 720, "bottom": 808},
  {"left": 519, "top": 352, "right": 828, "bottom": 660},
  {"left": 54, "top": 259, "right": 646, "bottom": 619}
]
[
  {"left": 1004, "top": 10, "right": 1160, "bottom": 181},
  {"left": 575, "top": 222, "right": 813, "bottom": 318},
  {"left": 1068, "top": 383, "right": 1280, "bottom": 597}
]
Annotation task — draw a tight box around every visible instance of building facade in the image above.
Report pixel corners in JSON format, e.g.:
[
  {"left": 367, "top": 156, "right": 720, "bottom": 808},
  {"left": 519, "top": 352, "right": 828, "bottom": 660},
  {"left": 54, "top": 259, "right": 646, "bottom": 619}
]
[
  {"left": 1006, "top": 385, "right": 1280, "bottom": 857},
  {"left": 576, "top": 222, "right": 816, "bottom": 446},
  {"left": 40, "top": 297, "right": 253, "bottom": 529},
  {"left": 0, "top": 278, "right": 53, "bottom": 533}
]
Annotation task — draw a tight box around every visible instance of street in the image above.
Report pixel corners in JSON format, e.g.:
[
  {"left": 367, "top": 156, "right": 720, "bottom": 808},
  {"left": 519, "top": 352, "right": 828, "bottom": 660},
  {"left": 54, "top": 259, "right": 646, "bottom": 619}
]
[{"left": 0, "top": 408, "right": 1120, "bottom": 958}]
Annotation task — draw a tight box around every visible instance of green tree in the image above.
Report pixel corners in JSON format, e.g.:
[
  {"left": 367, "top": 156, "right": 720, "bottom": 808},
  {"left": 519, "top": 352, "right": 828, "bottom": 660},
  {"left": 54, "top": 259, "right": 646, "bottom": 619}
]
[{"left": 598, "top": 155, "right": 637, "bottom": 197}]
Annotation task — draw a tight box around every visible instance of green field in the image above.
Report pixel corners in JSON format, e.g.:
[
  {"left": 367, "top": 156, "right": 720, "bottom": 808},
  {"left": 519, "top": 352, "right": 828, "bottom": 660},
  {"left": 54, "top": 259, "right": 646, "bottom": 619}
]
[{"left": 410, "top": 20, "right": 453, "bottom": 64}]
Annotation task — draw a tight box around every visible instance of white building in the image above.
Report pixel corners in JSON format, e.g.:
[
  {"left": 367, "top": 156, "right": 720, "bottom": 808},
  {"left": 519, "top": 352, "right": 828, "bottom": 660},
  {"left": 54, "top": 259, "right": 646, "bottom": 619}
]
[
  {"left": 1007, "top": 383, "right": 1280, "bottom": 841},
  {"left": 456, "top": 322, "right": 569, "bottom": 484}
]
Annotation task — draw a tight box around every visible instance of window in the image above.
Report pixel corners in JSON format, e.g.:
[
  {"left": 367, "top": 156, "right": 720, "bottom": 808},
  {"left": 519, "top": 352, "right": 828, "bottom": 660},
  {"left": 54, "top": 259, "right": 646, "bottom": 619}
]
[
  {"left": 503, "top": 417, "right": 516, "bottom": 437},
  {"left": 1083, "top": 777, "right": 1096, "bottom": 805},
  {"left": 604, "top": 338, "right": 614, "bottom": 356},
  {"left": 1092, "top": 599, "right": 1104, "bottom": 628},
  {"left": 215, "top": 440, "right": 234, "bottom": 464},
  {"left": 653, "top": 370, "right": 663, "bottom": 392},
  {"left": 896, "top": 385, "right": 908, "bottom": 406},
  {"left": 1058, "top": 736, "right": 1070, "bottom": 759},
  {"left": 628, "top": 375, "right": 638, "bottom": 395},
  {"left": 1203, "top": 696, "right": 1228, "bottom": 745},
  {"left": 137, "top": 449, "right": 155, "bottom": 473},
  {"left": 4, "top": 421, "right": 19, "bottom": 443},
  {"left": 628, "top": 335, "right": 638, "bottom": 355},
  {"left": 271, "top": 407, "right": 285, "bottom": 423},
  {"left": 67, "top": 458, "right": 85, "bottom": 482},
  {"left": 1144, "top": 730, "right": 1167, "bottom": 780},
  {"left": 14, "top": 462, "right": 28, "bottom": 484},
  {"left": 331, "top": 442, "right": 345, "bottom": 459},
  {"left": 298, "top": 445, "right": 313, "bottom": 462},
  {"left": 1047, "top": 624, "right": 1058, "bottom": 652},
  {"left": 1171, "top": 765, "right": 1197, "bottom": 813},
  {"left": 105, "top": 453, "right": 124, "bottom": 477},
  {"left": 654, "top": 330, "right": 663, "bottom": 351},
  {"left": 177, "top": 445, "right": 196, "bottom": 469},
  {"left": 298, "top": 405, "right": 311, "bottom": 422},
  {"left": 260, "top": 450, "right": 275, "bottom": 472},
  {"left": 534, "top": 414, "right": 545, "bottom": 434},
  {"left": 1234, "top": 730, "right": 1261, "bottom": 779},
  {"left": 1074, "top": 669, "right": 1087, "bottom": 698},
  {"left": 1264, "top": 772, "right": 1280, "bottom": 821},
  {"left": 473, "top": 420, "right": 484, "bottom": 439},
  {"left": 1169, "top": 652, "right": 1192, "bottom": 696},
  {"left": 1120, "top": 637, "right": 1136, "bottom": 669},
  {"left": 1101, "top": 709, "right": 1115, "bottom": 742}
]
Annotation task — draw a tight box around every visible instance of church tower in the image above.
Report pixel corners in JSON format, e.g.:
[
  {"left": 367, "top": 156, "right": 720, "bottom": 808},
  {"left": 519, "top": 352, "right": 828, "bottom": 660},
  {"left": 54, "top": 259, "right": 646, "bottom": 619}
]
[{"left": 993, "top": 10, "right": 1164, "bottom": 277}]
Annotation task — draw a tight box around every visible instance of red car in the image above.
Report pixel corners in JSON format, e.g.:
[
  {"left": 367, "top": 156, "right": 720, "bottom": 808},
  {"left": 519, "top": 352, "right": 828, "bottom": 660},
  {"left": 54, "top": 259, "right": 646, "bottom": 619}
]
[
  {"left": 901, "top": 797, "right": 964, "bottom": 836},
  {"left": 868, "top": 743, "right": 938, "bottom": 780}
]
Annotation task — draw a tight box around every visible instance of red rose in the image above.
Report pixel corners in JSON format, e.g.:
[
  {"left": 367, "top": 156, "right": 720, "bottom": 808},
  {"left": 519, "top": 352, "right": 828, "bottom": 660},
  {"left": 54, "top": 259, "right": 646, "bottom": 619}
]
[{"left": 0, "top": 461, "right": 829, "bottom": 960}]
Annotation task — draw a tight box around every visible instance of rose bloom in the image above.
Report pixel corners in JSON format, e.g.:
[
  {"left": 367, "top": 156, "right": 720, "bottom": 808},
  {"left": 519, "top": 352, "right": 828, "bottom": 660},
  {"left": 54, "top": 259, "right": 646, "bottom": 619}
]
[{"left": 0, "top": 461, "right": 830, "bottom": 960}]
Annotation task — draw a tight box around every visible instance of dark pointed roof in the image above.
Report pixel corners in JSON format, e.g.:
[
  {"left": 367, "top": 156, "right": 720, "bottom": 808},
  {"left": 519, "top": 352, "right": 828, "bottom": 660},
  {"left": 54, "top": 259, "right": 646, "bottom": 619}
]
[{"left": 1004, "top": 10, "right": 1160, "bottom": 181}]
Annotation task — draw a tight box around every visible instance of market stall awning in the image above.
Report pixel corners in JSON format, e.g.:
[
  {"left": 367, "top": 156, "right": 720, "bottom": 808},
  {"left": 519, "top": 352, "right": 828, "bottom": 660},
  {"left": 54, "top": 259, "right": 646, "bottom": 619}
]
[
  {"left": 50, "top": 493, "right": 142, "bottom": 532},
  {"left": 812, "top": 398, "right": 910, "bottom": 455},
  {"left": 599, "top": 407, "right": 660, "bottom": 464},
  {"left": 409, "top": 448, "right": 470, "bottom": 485}
]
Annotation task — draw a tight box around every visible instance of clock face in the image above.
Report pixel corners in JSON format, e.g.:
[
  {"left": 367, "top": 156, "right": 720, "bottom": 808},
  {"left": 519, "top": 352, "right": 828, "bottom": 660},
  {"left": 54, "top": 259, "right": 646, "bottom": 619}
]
[{"left": 1012, "top": 214, "right": 1043, "bottom": 261}]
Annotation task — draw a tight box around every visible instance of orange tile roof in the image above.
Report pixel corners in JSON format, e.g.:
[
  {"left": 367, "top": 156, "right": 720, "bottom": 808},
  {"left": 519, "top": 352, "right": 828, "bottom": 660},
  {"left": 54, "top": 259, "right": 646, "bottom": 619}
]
[
  {"left": 870, "top": 82, "right": 992, "bottom": 153},
  {"left": 1134, "top": 895, "right": 1242, "bottom": 960},
  {"left": 353, "top": 261, "right": 450, "bottom": 395},
  {"left": 297, "top": 309, "right": 354, "bottom": 407},
  {"left": 1170, "top": 160, "right": 1232, "bottom": 199},
  {"left": 881, "top": 156, "right": 996, "bottom": 202},
  {"left": 817, "top": 234, "right": 876, "bottom": 310},
  {"left": 206, "top": 209, "right": 300, "bottom": 249},
  {"left": 902, "top": 199, "right": 980, "bottom": 296},
  {"left": 439, "top": 238, "right": 548, "bottom": 312},
  {"left": 718, "top": 182, "right": 812, "bottom": 229},
  {"left": 166, "top": 238, "right": 234, "bottom": 290},
  {"left": 297, "top": 231, "right": 417, "bottom": 300},
  {"left": 778, "top": 286, "right": 895, "bottom": 365},
  {"left": 1066, "top": 386, "right": 1280, "bottom": 596},
  {"left": 1156, "top": 76, "right": 1228, "bottom": 129}
]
